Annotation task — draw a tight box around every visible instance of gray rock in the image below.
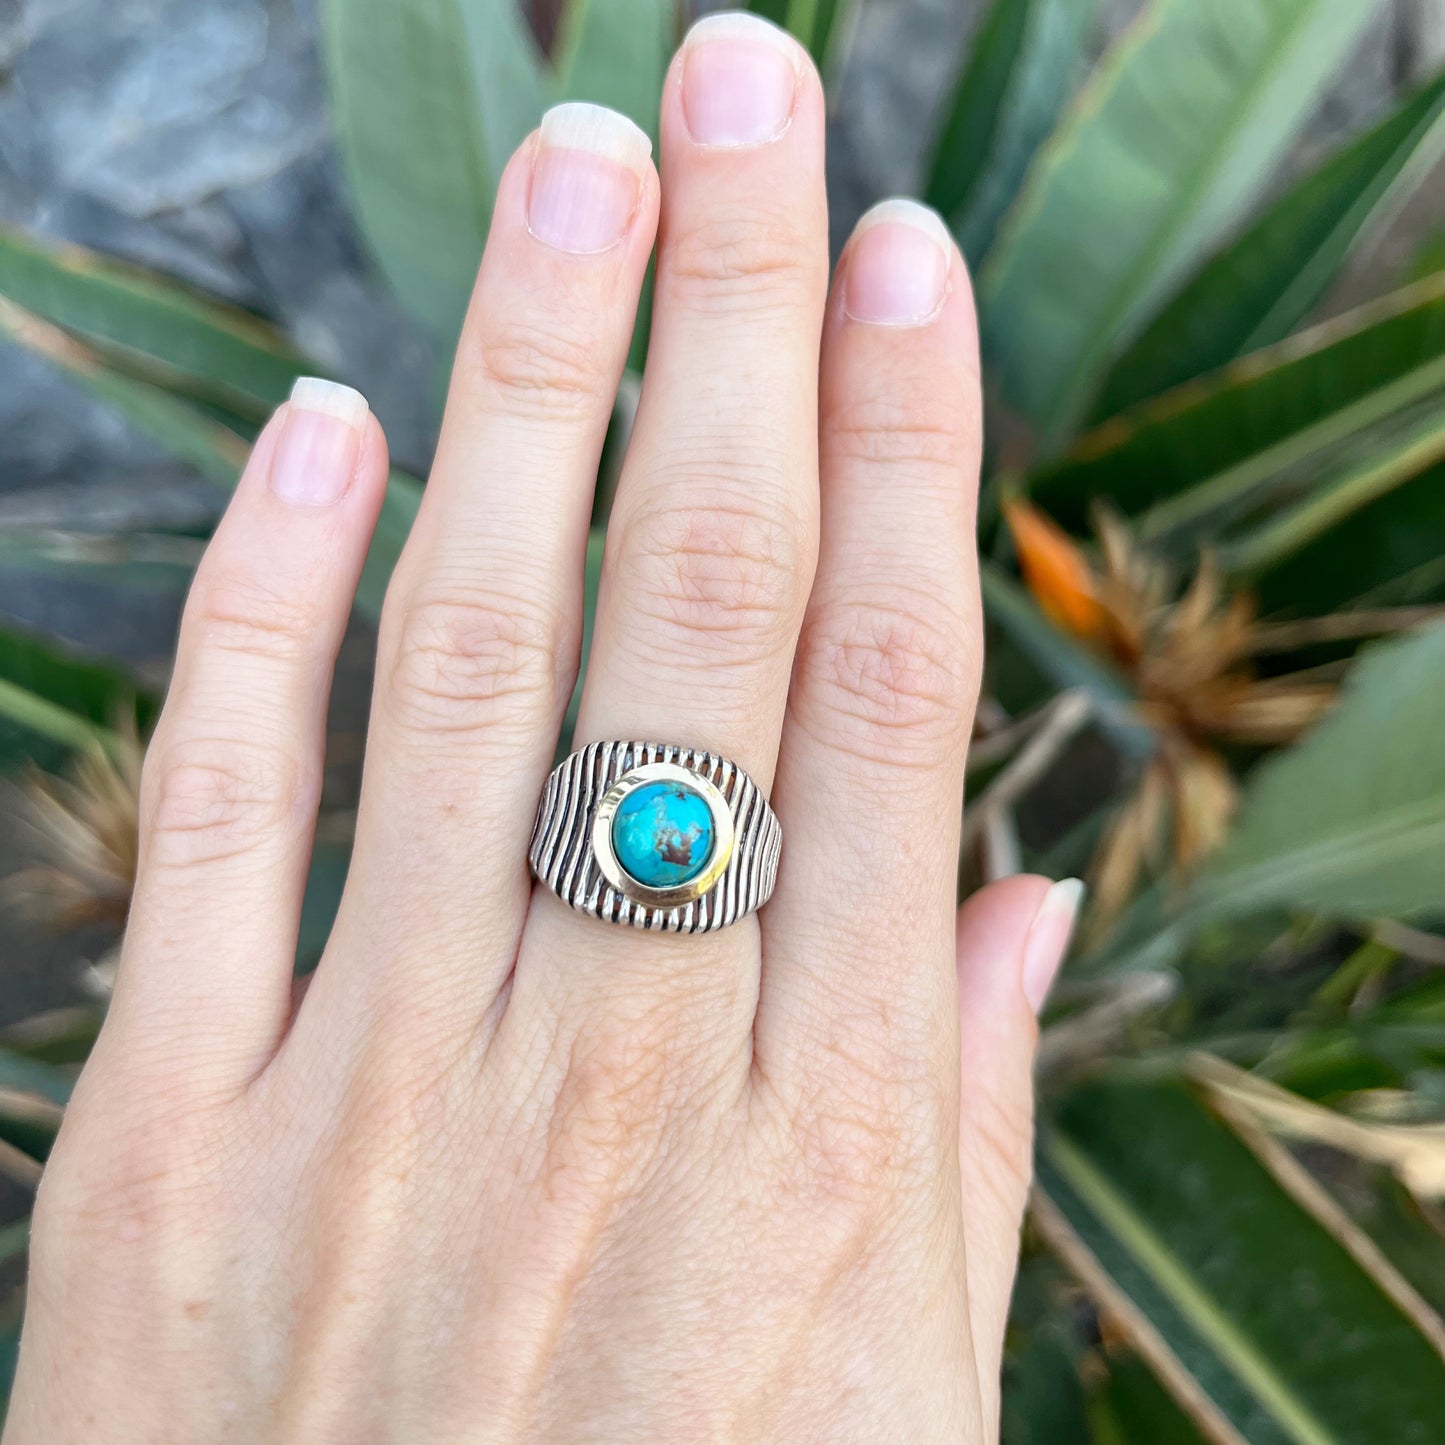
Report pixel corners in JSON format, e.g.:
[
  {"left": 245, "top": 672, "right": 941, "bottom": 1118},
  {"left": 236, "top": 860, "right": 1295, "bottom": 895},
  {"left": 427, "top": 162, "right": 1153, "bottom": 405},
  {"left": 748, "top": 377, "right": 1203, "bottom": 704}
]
[
  {"left": 17, "top": 0, "right": 323, "bottom": 217},
  {"left": 0, "top": 0, "right": 440, "bottom": 531}
]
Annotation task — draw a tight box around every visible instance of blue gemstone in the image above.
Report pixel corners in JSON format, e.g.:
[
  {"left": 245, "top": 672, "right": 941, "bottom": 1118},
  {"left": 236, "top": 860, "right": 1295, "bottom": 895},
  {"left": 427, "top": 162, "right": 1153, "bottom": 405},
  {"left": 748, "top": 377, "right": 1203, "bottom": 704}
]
[{"left": 611, "top": 778, "right": 716, "bottom": 890}]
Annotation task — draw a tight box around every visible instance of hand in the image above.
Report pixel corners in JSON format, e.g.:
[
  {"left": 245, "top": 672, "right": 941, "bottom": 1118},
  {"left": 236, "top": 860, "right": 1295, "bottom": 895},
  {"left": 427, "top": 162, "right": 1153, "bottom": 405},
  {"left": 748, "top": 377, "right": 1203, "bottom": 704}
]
[{"left": 7, "top": 15, "right": 1080, "bottom": 1442}]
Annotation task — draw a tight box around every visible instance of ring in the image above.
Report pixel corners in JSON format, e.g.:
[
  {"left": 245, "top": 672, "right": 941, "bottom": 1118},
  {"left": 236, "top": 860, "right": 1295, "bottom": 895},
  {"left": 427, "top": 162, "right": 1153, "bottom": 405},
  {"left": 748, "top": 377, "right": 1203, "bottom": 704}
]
[{"left": 529, "top": 741, "right": 782, "bottom": 932}]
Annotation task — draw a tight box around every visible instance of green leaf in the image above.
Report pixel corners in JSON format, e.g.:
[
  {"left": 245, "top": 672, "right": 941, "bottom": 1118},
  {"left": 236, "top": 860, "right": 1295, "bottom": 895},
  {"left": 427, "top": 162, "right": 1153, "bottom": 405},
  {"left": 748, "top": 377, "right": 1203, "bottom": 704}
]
[
  {"left": 0, "top": 225, "right": 304, "bottom": 421},
  {"left": 0, "top": 1093, "right": 62, "bottom": 1167},
  {"left": 1087, "top": 1352, "right": 1211, "bottom": 1444},
  {"left": 0, "top": 1288, "right": 22, "bottom": 1413},
  {"left": 980, "top": 0, "right": 1382, "bottom": 451},
  {"left": 1001, "top": 1329, "right": 1091, "bottom": 1445},
  {"left": 925, "top": 0, "right": 1094, "bottom": 266},
  {"left": 0, "top": 624, "right": 143, "bottom": 768},
  {"left": 322, "top": 0, "right": 546, "bottom": 347},
  {"left": 0, "top": 1220, "right": 29, "bottom": 1268},
  {"left": 0, "top": 298, "right": 251, "bottom": 486},
  {"left": 1105, "top": 624, "right": 1445, "bottom": 973},
  {"left": 1195, "top": 623, "right": 1445, "bottom": 918},
  {"left": 1027, "top": 273, "right": 1445, "bottom": 540},
  {"left": 1095, "top": 74, "right": 1445, "bottom": 417},
  {"left": 1261, "top": 1016, "right": 1445, "bottom": 1104},
  {"left": 1222, "top": 407, "right": 1445, "bottom": 577},
  {"left": 296, "top": 842, "right": 351, "bottom": 971},
  {"left": 1347, "top": 1170, "right": 1445, "bottom": 1322},
  {"left": 1252, "top": 458, "right": 1445, "bottom": 614},
  {"left": 1409, "top": 229, "right": 1445, "bottom": 283},
  {"left": 1038, "top": 1079, "right": 1445, "bottom": 1445},
  {"left": 748, "top": 0, "right": 857, "bottom": 71},
  {"left": 0, "top": 1008, "right": 103, "bottom": 1067},
  {"left": 0, "top": 1044, "right": 70, "bottom": 1160},
  {"left": 554, "top": 0, "right": 671, "bottom": 139},
  {"left": 0, "top": 1047, "right": 75, "bottom": 1110},
  {"left": 557, "top": 527, "right": 607, "bottom": 762}
]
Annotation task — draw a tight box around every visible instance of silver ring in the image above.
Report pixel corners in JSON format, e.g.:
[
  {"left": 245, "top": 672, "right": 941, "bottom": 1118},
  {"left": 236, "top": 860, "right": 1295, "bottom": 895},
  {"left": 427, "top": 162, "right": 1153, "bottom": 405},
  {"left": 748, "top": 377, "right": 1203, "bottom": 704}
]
[{"left": 529, "top": 741, "right": 781, "bottom": 932}]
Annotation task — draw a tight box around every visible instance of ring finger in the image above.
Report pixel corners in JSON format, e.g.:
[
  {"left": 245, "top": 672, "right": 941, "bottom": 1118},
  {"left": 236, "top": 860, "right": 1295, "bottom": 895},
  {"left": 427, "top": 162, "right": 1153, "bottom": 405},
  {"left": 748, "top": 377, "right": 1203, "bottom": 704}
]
[
  {"left": 576, "top": 11, "right": 827, "bottom": 777},
  {"left": 519, "top": 14, "right": 829, "bottom": 1005}
]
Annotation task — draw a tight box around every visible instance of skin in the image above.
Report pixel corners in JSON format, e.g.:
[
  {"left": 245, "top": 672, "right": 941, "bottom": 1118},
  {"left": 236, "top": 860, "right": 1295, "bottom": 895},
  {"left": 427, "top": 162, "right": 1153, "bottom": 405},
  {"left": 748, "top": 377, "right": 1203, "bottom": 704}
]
[{"left": 6, "top": 21, "right": 1077, "bottom": 1444}]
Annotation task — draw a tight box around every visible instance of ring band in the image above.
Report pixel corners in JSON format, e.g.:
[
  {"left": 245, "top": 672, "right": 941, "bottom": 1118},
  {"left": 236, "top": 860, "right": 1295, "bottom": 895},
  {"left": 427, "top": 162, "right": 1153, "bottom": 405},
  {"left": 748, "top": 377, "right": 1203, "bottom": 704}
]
[{"left": 529, "top": 741, "right": 781, "bottom": 932}]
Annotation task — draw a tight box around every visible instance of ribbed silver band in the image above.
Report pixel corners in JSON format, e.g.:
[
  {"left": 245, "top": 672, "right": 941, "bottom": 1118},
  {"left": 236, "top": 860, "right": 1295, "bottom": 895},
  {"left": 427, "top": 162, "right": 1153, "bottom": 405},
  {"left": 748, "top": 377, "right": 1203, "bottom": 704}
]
[{"left": 529, "top": 740, "right": 782, "bottom": 932}]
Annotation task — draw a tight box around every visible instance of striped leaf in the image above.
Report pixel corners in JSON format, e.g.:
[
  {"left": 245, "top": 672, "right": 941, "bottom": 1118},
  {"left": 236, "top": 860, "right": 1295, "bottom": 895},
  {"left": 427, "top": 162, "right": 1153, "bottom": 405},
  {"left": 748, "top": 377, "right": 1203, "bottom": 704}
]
[
  {"left": 981, "top": 0, "right": 1382, "bottom": 452},
  {"left": 0, "top": 624, "right": 141, "bottom": 769},
  {"left": 0, "top": 532, "right": 205, "bottom": 597},
  {"left": 925, "top": 0, "right": 1095, "bottom": 266},
  {"left": 748, "top": 0, "right": 858, "bottom": 72},
  {"left": 0, "top": 298, "right": 250, "bottom": 485},
  {"left": 1026, "top": 274, "right": 1445, "bottom": 543},
  {"left": 1222, "top": 410, "right": 1445, "bottom": 579},
  {"left": 1095, "top": 73, "right": 1445, "bottom": 418},
  {"left": 0, "top": 224, "right": 304, "bottom": 421},
  {"left": 322, "top": 0, "right": 546, "bottom": 348},
  {"left": 1037, "top": 1078, "right": 1445, "bottom": 1444},
  {"left": 1250, "top": 454, "right": 1445, "bottom": 615},
  {"left": 1087, "top": 1352, "right": 1212, "bottom": 1443},
  {"left": 554, "top": 0, "right": 673, "bottom": 140}
]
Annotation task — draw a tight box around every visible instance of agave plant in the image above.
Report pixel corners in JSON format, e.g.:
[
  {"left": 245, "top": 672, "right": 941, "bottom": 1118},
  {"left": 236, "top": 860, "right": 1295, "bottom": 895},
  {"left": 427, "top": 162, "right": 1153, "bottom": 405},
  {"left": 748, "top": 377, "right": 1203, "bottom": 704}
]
[{"left": 2, "top": 0, "right": 1445, "bottom": 1438}]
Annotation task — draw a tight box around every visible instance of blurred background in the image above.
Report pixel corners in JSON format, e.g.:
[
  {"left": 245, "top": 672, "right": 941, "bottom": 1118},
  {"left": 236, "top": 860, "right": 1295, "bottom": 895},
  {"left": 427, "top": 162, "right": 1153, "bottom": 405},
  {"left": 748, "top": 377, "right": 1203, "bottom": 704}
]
[{"left": 1, "top": 0, "right": 1444, "bottom": 1438}]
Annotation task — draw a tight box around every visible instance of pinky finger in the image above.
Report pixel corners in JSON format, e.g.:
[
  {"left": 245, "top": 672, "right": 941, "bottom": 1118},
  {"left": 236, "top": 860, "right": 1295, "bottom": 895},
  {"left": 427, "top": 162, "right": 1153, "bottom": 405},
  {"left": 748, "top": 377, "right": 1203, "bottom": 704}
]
[
  {"left": 106, "top": 379, "right": 388, "bottom": 1087},
  {"left": 954, "top": 874, "right": 1081, "bottom": 1436}
]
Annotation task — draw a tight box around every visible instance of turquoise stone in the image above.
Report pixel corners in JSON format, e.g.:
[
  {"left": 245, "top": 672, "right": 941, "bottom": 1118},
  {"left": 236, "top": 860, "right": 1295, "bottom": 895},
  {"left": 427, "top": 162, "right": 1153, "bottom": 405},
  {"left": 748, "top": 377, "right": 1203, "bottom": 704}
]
[{"left": 611, "top": 779, "right": 715, "bottom": 889}]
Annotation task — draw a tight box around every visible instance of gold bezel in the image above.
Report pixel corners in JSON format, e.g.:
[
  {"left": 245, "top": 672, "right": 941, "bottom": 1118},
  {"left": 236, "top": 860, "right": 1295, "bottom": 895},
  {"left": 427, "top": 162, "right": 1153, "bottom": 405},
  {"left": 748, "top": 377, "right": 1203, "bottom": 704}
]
[{"left": 591, "top": 762, "right": 736, "bottom": 909}]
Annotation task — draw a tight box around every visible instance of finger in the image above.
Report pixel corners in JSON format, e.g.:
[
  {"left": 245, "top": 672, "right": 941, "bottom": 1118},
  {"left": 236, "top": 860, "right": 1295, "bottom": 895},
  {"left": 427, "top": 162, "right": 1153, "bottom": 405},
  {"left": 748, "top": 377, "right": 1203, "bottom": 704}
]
[
  {"left": 567, "top": 13, "right": 828, "bottom": 788},
  {"left": 109, "top": 381, "right": 387, "bottom": 1084},
  {"left": 952, "top": 875, "right": 1080, "bottom": 1437},
  {"left": 306, "top": 105, "right": 659, "bottom": 1029},
  {"left": 758, "top": 200, "right": 982, "bottom": 1077}
]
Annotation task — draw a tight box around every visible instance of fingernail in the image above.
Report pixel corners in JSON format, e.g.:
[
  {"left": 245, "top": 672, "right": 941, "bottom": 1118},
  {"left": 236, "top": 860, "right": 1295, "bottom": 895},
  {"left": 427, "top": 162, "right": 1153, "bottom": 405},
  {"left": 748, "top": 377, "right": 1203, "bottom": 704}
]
[
  {"left": 1021, "top": 878, "right": 1084, "bottom": 1014},
  {"left": 528, "top": 102, "right": 651, "bottom": 254},
  {"left": 844, "top": 199, "right": 953, "bottom": 326},
  {"left": 682, "top": 12, "right": 800, "bottom": 147},
  {"left": 270, "top": 378, "right": 368, "bottom": 507}
]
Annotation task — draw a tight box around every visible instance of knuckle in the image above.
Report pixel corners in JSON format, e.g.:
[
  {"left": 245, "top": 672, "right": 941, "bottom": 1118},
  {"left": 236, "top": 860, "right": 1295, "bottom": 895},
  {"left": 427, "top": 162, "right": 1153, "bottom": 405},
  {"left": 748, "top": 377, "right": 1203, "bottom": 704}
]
[
  {"left": 664, "top": 208, "right": 820, "bottom": 310},
  {"left": 143, "top": 733, "right": 308, "bottom": 869},
  {"left": 790, "top": 1047, "right": 945, "bottom": 1208},
  {"left": 617, "top": 495, "right": 812, "bottom": 662},
  {"left": 188, "top": 572, "right": 317, "bottom": 666},
  {"left": 466, "top": 313, "right": 612, "bottom": 418},
  {"left": 822, "top": 394, "right": 974, "bottom": 476},
  {"left": 540, "top": 1023, "right": 678, "bottom": 1205},
  {"left": 31, "top": 1098, "right": 233, "bottom": 1278},
  {"left": 383, "top": 587, "right": 572, "bottom": 739},
  {"left": 797, "top": 595, "right": 979, "bottom": 766},
  {"left": 326, "top": 1040, "right": 451, "bottom": 1189}
]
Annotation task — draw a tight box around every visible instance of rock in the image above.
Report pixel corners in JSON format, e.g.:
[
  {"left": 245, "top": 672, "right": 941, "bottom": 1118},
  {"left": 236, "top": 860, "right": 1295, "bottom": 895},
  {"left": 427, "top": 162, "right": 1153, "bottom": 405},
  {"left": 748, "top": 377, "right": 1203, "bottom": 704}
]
[{"left": 612, "top": 779, "right": 717, "bottom": 890}]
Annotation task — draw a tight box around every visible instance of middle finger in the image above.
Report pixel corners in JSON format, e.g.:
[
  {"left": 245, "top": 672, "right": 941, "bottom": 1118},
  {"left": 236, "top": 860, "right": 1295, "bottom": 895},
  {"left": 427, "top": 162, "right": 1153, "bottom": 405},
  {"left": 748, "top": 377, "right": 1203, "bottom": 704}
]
[{"left": 569, "top": 12, "right": 829, "bottom": 789}]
